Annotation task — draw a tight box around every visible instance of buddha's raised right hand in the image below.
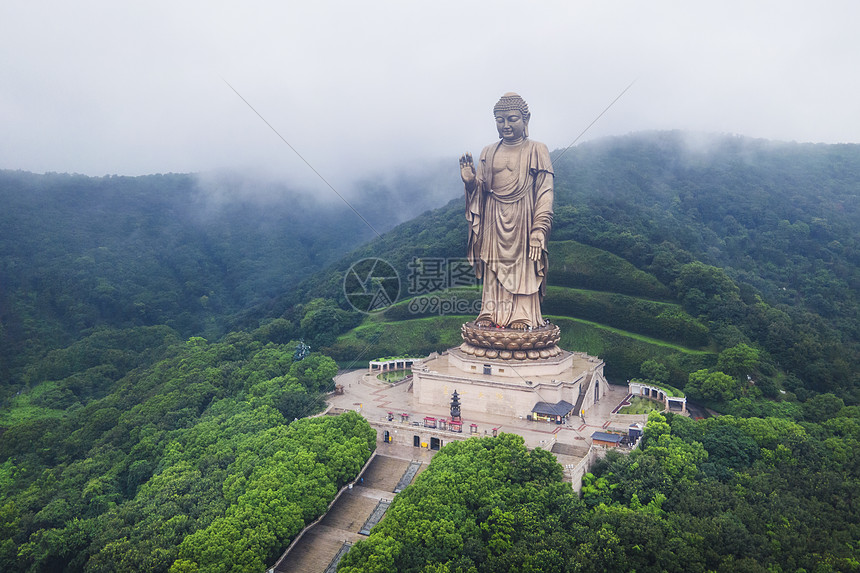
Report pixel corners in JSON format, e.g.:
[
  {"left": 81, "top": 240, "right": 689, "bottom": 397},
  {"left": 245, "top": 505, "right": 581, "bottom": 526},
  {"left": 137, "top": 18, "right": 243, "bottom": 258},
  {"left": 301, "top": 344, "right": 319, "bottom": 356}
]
[{"left": 459, "top": 152, "right": 476, "bottom": 189}]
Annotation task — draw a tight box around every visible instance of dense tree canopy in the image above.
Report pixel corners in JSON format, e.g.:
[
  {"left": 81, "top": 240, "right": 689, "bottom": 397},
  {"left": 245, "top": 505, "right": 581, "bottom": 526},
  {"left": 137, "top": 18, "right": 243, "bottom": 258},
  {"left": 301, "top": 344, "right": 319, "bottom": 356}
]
[
  {"left": 339, "top": 434, "right": 574, "bottom": 573},
  {"left": 3, "top": 131, "right": 860, "bottom": 571},
  {"left": 341, "top": 410, "right": 860, "bottom": 572},
  {"left": 0, "top": 329, "right": 375, "bottom": 572},
  {"left": 0, "top": 169, "right": 452, "bottom": 391},
  {"left": 282, "top": 132, "right": 860, "bottom": 402}
]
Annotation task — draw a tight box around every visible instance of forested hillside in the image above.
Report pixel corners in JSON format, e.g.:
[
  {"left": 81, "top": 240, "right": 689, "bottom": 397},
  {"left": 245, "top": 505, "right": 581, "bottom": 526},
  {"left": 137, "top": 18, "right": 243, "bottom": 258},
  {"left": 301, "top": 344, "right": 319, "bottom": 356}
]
[
  {"left": 553, "top": 133, "right": 860, "bottom": 401},
  {"left": 2, "top": 131, "right": 860, "bottom": 571},
  {"left": 0, "top": 168, "right": 454, "bottom": 393},
  {"left": 340, "top": 412, "right": 860, "bottom": 572},
  {"left": 0, "top": 325, "right": 375, "bottom": 571},
  {"left": 286, "top": 132, "right": 860, "bottom": 403}
]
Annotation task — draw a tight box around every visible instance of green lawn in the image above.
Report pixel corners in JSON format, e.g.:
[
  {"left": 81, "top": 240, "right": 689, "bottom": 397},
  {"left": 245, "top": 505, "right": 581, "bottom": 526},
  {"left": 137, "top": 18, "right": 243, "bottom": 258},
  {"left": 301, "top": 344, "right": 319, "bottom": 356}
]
[
  {"left": 548, "top": 315, "right": 713, "bottom": 355},
  {"left": 377, "top": 369, "right": 412, "bottom": 383},
  {"left": 330, "top": 302, "right": 717, "bottom": 384},
  {"left": 618, "top": 396, "right": 665, "bottom": 415}
]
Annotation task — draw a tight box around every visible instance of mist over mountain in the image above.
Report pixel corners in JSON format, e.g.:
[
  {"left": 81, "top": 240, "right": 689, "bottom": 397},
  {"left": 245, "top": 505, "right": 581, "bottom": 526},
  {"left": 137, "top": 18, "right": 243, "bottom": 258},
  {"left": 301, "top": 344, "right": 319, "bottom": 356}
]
[
  {"left": 0, "top": 164, "right": 459, "bottom": 381},
  {"left": 2, "top": 130, "right": 859, "bottom": 395},
  {"left": 280, "top": 131, "right": 860, "bottom": 310},
  {"left": 279, "top": 131, "right": 860, "bottom": 400}
]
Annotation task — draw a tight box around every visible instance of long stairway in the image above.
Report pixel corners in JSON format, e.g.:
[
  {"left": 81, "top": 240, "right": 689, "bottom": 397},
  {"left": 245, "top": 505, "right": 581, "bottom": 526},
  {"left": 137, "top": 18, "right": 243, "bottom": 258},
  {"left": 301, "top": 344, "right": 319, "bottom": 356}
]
[{"left": 271, "top": 455, "right": 425, "bottom": 573}]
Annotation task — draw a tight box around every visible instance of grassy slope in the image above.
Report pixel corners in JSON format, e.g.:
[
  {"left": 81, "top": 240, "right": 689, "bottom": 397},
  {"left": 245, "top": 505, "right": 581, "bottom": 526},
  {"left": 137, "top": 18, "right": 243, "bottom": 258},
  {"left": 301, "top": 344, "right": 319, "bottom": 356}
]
[
  {"left": 327, "top": 240, "right": 716, "bottom": 384},
  {"left": 326, "top": 237, "right": 716, "bottom": 386},
  {"left": 548, "top": 240, "right": 671, "bottom": 299},
  {"left": 551, "top": 315, "right": 711, "bottom": 354},
  {"left": 328, "top": 308, "right": 714, "bottom": 387}
]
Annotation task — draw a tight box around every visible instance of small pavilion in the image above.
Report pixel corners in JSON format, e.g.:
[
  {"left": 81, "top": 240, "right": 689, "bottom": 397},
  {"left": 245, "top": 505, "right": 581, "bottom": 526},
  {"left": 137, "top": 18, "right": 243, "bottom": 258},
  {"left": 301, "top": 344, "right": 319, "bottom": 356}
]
[
  {"left": 628, "top": 380, "right": 687, "bottom": 413},
  {"left": 369, "top": 357, "right": 416, "bottom": 374}
]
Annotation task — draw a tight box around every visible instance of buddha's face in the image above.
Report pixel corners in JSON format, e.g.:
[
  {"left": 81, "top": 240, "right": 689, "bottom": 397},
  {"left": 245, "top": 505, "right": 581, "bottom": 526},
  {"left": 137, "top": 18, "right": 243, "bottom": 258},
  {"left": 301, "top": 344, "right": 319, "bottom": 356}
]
[{"left": 495, "top": 110, "right": 527, "bottom": 142}]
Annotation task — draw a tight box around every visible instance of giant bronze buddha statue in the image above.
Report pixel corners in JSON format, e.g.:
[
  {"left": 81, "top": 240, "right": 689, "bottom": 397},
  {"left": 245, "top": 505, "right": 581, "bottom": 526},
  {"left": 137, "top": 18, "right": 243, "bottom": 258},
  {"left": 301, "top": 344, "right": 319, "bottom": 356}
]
[{"left": 459, "top": 93, "right": 560, "bottom": 360}]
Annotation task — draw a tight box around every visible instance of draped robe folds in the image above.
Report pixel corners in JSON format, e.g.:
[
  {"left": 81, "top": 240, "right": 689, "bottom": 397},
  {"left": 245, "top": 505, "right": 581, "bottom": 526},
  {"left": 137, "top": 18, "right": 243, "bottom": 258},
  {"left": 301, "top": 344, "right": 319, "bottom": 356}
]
[{"left": 465, "top": 138, "right": 554, "bottom": 328}]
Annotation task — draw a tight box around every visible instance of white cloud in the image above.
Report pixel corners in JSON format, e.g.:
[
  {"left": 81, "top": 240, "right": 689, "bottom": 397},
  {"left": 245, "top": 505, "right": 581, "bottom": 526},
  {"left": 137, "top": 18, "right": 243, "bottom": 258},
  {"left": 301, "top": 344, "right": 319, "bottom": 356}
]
[{"left": 1, "top": 0, "right": 858, "bottom": 184}]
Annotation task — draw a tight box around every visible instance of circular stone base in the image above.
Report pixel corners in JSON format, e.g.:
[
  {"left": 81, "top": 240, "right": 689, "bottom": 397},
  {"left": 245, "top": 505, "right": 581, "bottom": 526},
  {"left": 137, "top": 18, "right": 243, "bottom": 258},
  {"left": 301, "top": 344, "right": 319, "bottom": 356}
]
[{"left": 460, "top": 321, "right": 562, "bottom": 360}]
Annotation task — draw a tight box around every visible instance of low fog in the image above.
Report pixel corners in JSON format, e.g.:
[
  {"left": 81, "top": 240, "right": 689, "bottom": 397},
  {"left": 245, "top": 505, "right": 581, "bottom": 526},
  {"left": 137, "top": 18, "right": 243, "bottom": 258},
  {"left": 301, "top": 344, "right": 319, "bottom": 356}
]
[
  {"left": 1, "top": 1, "right": 858, "bottom": 189},
  {"left": 192, "top": 157, "right": 462, "bottom": 234}
]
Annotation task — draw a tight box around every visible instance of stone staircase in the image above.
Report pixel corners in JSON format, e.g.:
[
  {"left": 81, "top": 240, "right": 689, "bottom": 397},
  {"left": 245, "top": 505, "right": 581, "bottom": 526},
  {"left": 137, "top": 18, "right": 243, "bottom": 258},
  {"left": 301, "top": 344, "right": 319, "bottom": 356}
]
[{"left": 271, "top": 455, "right": 426, "bottom": 573}]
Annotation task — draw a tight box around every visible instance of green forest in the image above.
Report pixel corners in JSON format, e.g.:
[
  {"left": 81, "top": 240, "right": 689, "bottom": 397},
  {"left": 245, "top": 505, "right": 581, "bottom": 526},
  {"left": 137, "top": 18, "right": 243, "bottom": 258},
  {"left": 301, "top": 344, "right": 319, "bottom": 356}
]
[
  {"left": 339, "top": 412, "right": 859, "bottom": 572},
  {"left": 2, "top": 131, "right": 860, "bottom": 571},
  {"left": 300, "top": 133, "right": 860, "bottom": 402},
  {"left": 0, "top": 326, "right": 376, "bottom": 571},
  {"left": 0, "top": 168, "right": 452, "bottom": 390}
]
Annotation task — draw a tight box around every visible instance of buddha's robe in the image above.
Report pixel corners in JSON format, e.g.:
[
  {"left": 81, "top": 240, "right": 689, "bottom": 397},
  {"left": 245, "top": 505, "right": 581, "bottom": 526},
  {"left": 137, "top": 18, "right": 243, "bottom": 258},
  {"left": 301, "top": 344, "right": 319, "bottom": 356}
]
[{"left": 465, "top": 138, "right": 554, "bottom": 328}]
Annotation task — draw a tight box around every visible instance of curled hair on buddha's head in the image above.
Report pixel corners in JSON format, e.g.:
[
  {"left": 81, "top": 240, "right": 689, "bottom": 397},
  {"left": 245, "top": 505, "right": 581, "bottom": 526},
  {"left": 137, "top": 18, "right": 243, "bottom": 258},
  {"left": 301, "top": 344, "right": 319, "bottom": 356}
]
[{"left": 493, "top": 92, "right": 530, "bottom": 137}]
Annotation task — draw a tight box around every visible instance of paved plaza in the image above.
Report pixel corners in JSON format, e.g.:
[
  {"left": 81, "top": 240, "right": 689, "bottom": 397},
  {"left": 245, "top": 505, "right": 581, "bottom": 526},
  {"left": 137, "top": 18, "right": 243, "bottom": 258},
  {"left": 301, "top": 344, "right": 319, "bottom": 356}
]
[{"left": 328, "top": 367, "right": 636, "bottom": 452}]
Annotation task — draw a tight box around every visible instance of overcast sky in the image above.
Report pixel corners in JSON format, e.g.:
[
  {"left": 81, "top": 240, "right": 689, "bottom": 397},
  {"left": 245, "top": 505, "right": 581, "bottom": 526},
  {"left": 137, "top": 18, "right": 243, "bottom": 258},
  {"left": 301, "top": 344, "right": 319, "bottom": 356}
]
[{"left": 2, "top": 1, "right": 858, "bottom": 195}]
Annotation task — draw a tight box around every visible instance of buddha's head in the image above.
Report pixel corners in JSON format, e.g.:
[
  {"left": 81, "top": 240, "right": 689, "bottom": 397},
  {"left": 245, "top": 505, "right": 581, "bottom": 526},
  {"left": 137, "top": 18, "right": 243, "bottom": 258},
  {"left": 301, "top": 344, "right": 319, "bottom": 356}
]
[{"left": 493, "top": 92, "right": 530, "bottom": 142}]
